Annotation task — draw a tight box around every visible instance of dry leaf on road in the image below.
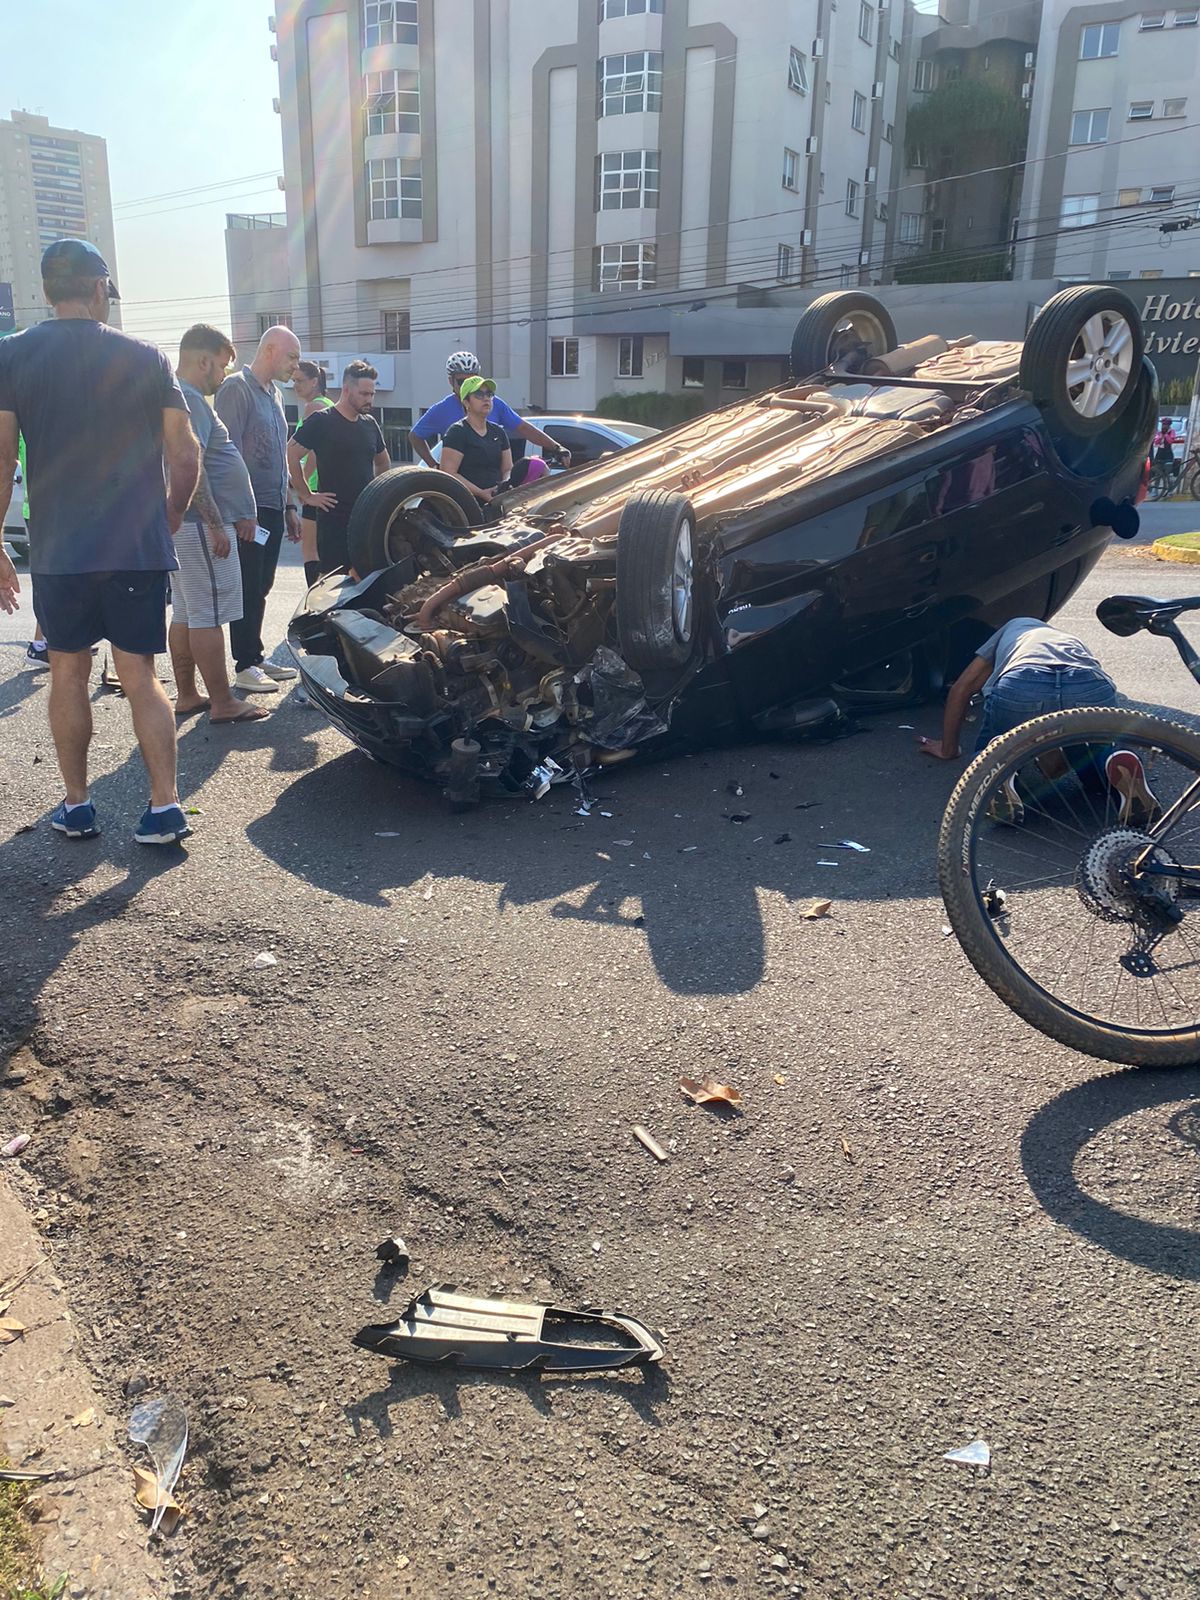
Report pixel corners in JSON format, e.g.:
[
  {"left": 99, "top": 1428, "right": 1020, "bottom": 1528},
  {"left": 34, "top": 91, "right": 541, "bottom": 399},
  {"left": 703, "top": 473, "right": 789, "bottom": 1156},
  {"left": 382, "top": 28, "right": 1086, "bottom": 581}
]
[
  {"left": 0, "top": 1316, "right": 27, "bottom": 1344},
  {"left": 680, "top": 1076, "right": 744, "bottom": 1112},
  {"left": 132, "top": 1465, "right": 182, "bottom": 1534},
  {"left": 69, "top": 1406, "right": 96, "bottom": 1428},
  {"left": 840, "top": 1137, "right": 855, "bottom": 1164},
  {"left": 801, "top": 899, "right": 832, "bottom": 920}
]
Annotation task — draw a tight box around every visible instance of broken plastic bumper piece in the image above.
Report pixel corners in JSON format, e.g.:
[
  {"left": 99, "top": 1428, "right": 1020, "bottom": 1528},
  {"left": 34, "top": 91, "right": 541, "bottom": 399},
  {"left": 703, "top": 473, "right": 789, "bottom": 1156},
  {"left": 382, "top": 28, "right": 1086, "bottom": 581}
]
[{"left": 353, "top": 1284, "right": 664, "bottom": 1372}]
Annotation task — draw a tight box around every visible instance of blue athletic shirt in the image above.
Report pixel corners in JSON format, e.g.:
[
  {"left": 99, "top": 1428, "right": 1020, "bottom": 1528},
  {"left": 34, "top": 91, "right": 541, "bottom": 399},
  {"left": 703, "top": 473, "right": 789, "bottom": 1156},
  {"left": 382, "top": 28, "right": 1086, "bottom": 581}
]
[
  {"left": 0, "top": 319, "right": 186, "bottom": 575},
  {"left": 410, "top": 390, "right": 524, "bottom": 442}
]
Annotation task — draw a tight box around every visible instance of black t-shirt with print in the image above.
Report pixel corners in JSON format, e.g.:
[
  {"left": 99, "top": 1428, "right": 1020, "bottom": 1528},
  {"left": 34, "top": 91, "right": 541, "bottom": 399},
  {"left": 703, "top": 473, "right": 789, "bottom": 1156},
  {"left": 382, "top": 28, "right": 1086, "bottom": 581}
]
[
  {"left": 291, "top": 406, "right": 386, "bottom": 520},
  {"left": 442, "top": 419, "right": 509, "bottom": 491}
]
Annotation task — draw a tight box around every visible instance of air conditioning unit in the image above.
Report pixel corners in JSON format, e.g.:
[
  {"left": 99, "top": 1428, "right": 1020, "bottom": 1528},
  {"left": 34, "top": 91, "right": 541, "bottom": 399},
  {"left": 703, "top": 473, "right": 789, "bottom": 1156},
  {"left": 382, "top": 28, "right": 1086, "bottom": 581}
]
[
  {"left": 813, "top": 37, "right": 825, "bottom": 56},
  {"left": 1024, "top": 50, "right": 1034, "bottom": 67},
  {"left": 268, "top": 14, "right": 276, "bottom": 30},
  {"left": 277, "top": 176, "right": 286, "bottom": 191},
  {"left": 872, "top": 80, "right": 884, "bottom": 98},
  {"left": 859, "top": 249, "right": 872, "bottom": 265},
  {"left": 865, "top": 165, "right": 877, "bottom": 182},
  {"left": 1021, "top": 81, "right": 1032, "bottom": 98},
  {"left": 270, "top": 43, "right": 278, "bottom": 60},
  {"left": 806, "top": 136, "right": 820, "bottom": 154},
  {"left": 272, "top": 98, "right": 281, "bottom": 113},
  {"left": 802, "top": 228, "right": 814, "bottom": 245}
]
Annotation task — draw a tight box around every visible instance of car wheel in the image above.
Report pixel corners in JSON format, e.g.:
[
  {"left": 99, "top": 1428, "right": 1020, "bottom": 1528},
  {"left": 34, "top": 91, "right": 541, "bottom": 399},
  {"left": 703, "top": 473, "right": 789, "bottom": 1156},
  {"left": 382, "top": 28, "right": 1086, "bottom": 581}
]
[
  {"left": 615, "top": 491, "right": 696, "bottom": 673},
  {"left": 1019, "top": 285, "right": 1144, "bottom": 440},
  {"left": 789, "top": 291, "right": 898, "bottom": 379},
  {"left": 347, "top": 468, "right": 482, "bottom": 575}
]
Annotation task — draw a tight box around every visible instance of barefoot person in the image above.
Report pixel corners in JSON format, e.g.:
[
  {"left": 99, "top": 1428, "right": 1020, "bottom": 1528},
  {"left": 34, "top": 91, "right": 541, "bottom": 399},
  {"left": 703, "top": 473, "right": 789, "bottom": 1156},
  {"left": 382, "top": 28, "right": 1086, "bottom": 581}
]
[
  {"left": 171, "top": 324, "right": 269, "bottom": 726},
  {"left": 0, "top": 238, "right": 201, "bottom": 845}
]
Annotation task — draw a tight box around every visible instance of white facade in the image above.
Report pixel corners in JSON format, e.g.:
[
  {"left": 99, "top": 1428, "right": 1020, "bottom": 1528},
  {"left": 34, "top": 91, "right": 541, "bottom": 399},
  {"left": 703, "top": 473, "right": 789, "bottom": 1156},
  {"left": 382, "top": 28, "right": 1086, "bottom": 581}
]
[
  {"left": 1018, "top": 1, "right": 1200, "bottom": 281},
  {"left": 0, "top": 110, "right": 119, "bottom": 332},
  {"left": 251, "top": 0, "right": 919, "bottom": 417}
]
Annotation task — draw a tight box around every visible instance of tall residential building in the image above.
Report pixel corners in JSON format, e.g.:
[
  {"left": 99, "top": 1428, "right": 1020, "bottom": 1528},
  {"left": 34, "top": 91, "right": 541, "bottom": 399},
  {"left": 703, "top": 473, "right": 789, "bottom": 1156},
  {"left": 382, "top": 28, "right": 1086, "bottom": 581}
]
[
  {"left": 1018, "top": 0, "right": 1200, "bottom": 282},
  {"left": 260, "top": 0, "right": 917, "bottom": 417},
  {"left": 0, "top": 110, "right": 119, "bottom": 330}
]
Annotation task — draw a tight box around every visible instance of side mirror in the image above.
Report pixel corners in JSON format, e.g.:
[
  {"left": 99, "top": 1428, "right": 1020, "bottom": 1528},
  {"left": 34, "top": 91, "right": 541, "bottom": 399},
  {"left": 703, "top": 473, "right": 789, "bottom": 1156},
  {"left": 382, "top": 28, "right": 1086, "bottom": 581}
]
[{"left": 1091, "top": 496, "right": 1140, "bottom": 541}]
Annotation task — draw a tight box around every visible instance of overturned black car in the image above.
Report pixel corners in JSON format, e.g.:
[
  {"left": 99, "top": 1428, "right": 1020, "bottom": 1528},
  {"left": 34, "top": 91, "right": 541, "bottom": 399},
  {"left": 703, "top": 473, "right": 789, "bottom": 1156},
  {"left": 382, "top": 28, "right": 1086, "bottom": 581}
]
[{"left": 289, "top": 286, "right": 1154, "bottom": 806}]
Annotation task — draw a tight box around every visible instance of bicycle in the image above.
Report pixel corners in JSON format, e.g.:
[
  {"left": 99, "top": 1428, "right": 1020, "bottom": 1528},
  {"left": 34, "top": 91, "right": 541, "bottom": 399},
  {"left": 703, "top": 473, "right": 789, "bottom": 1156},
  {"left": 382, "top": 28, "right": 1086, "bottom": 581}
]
[
  {"left": 938, "top": 593, "right": 1200, "bottom": 1066},
  {"left": 1180, "top": 450, "right": 1200, "bottom": 501},
  {"left": 1148, "top": 458, "right": 1181, "bottom": 500}
]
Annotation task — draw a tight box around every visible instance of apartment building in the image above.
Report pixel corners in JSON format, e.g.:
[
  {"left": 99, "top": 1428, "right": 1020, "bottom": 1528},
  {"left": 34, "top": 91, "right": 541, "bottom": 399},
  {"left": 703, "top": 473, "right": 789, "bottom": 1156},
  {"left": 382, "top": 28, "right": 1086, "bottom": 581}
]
[
  {"left": 0, "top": 110, "right": 119, "bottom": 331},
  {"left": 259, "top": 0, "right": 917, "bottom": 417},
  {"left": 1018, "top": 0, "right": 1200, "bottom": 281}
]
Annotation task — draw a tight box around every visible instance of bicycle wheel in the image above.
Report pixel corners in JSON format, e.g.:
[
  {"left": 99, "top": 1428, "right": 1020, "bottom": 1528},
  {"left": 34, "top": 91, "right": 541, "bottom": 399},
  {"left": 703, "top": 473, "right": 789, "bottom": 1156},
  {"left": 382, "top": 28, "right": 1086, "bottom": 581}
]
[
  {"left": 938, "top": 707, "right": 1200, "bottom": 1066},
  {"left": 1148, "top": 465, "right": 1171, "bottom": 500},
  {"left": 1185, "top": 460, "right": 1200, "bottom": 502}
]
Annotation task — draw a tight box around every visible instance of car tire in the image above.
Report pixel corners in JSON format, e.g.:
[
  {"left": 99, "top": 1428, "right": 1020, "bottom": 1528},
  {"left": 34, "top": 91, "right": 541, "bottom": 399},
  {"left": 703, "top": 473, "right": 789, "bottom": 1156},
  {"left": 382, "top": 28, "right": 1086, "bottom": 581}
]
[
  {"left": 1020, "top": 285, "right": 1144, "bottom": 440},
  {"left": 615, "top": 491, "right": 696, "bottom": 673},
  {"left": 348, "top": 468, "right": 482, "bottom": 575},
  {"left": 789, "top": 291, "right": 898, "bottom": 379}
]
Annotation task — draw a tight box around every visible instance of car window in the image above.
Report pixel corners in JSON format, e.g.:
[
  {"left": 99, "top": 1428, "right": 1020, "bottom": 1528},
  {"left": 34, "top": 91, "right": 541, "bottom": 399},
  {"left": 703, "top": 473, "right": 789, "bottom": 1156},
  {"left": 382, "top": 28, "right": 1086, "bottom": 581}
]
[
  {"left": 546, "top": 424, "right": 605, "bottom": 461},
  {"left": 859, "top": 481, "right": 931, "bottom": 546},
  {"left": 927, "top": 431, "right": 1044, "bottom": 516}
]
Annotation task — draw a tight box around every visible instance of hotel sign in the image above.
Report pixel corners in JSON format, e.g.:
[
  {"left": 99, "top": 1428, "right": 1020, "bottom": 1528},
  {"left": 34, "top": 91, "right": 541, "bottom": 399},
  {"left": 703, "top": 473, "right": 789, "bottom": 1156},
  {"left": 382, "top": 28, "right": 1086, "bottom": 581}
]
[{"left": 1138, "top": 282, "right": 1200, "bottom": 385}]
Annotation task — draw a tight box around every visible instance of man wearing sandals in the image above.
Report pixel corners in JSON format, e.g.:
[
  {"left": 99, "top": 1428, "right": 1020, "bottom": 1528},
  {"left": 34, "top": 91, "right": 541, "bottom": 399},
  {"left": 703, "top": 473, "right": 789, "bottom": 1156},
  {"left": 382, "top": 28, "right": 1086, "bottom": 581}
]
[
  {"left": 171, "top": 325, "right": 270, "bottom": 727},
  {"left": 916, "top": 617, "right": 1157, "bottom": 826}
]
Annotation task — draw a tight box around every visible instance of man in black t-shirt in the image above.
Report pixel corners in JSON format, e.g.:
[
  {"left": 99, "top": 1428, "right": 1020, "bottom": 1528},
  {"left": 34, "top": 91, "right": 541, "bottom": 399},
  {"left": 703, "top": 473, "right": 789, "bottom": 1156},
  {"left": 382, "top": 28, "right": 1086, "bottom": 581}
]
[{"left": 287, "top": 359, "right": 389, "bottom": 573}]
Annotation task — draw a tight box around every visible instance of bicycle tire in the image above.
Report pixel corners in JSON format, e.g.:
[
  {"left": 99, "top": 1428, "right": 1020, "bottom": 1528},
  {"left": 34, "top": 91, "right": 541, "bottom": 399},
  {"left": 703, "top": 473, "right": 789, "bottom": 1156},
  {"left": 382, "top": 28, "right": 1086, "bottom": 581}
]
[
  {"left": 1148, "top": 466, "right": 1171, "bottom": 501},
  {"left": 1185, "top": 461, "right": 1200, "bottom": 502},
  {"left": 938, "top": 706, "right": 1200, "bottom": 1067}
]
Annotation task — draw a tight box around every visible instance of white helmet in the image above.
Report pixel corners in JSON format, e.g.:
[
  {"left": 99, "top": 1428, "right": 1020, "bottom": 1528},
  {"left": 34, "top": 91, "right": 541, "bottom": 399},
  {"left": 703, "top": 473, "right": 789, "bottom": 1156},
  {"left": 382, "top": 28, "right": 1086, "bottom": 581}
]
[{"left": 446, "top": 350, "right": 482, "bottom": 376}]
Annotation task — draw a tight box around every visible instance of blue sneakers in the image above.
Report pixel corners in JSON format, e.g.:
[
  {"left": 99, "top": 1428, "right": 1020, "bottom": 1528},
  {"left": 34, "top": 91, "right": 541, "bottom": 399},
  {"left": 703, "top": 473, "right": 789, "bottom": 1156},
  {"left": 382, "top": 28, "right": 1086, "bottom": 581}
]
[
  {"left": 51, "top": 799, "right": 99, "bottom": 839},
  {"left": 134, "top": 804, "right": 193, "bottom": 846}
]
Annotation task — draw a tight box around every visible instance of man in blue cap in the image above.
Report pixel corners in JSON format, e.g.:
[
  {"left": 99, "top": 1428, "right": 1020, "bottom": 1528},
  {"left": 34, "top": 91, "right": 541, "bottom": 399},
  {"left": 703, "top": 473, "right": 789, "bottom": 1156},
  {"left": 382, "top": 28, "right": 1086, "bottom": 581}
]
[{"left": 0, "top": 238, "right": 202, "bottom": 845}]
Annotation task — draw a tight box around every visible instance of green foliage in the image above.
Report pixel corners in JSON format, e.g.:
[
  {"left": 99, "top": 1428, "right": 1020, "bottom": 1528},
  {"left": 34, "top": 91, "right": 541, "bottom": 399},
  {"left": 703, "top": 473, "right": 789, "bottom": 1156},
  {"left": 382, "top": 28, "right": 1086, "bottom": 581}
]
[
  {"left": 594, "top": 391, "right": 708, "bottom": 429},
  {"left": 895, "top": 250, "right": 1011, "bottom": 285},
  {"left": 905, "top": 78, "right": 1028, "bottom": 173},
  {"left": 10, "top": 1579, "right": 69, "bottom": 1600},
  {"left": 1160, "top": 375, "right": 1195, "bottom": 407}
]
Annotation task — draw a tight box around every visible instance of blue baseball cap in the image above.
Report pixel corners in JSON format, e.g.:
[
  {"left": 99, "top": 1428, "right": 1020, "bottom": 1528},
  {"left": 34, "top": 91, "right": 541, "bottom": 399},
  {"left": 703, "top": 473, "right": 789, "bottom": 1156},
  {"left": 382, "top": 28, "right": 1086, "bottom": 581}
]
[{"left": 40, "top": 238, "right": 120, "bottom": 299}]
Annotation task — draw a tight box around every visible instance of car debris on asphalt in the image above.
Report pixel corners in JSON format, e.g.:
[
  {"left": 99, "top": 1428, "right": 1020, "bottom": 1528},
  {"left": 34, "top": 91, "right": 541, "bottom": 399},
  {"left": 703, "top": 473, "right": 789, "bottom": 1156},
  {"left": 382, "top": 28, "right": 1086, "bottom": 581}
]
[
  {"left": 835, "top": 840, "right": 871, "bottom": 853},
  {"left": 375, "top": 1235, "right": 411, "bottom": 1272},
  {"left": 943, "top": 1439, "right": 992, "bottom": 1471},
  {"left": 632, "top": 1125, "right": 669, "bottom": 1162},
  {"left": 353, "top": 1285, "right": 665, "bottom": 1372},
  {"left": 252, "top": 951, "right": 278, "bottom": 969},
  {"left": 1, "top": 1133, "right": 31, "bottom": 1159}
]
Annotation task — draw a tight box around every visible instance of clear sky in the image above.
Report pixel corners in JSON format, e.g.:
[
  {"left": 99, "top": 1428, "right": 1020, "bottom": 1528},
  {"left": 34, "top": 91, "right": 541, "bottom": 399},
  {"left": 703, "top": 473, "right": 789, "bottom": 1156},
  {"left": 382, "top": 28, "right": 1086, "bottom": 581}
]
[{"left": 1, "top": 0, "right": 285, "bottom": 355}]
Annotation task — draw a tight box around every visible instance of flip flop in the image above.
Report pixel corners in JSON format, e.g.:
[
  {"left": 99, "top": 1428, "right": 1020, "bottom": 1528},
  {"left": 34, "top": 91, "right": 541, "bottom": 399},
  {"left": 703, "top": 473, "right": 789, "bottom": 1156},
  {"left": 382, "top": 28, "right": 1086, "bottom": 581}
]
[
  {"left": 210, "top": 705, "right": 271, "bottom": 725},
  {"left": 174, "top": 700, "right": 211, "bottom": 718}
]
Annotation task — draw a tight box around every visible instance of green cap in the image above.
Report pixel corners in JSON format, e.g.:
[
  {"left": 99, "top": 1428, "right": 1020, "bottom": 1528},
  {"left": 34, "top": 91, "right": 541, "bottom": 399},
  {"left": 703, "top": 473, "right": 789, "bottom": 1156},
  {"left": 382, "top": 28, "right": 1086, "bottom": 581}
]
[{"left": 459, "top": 375, "right": 496, "bottom": 404}]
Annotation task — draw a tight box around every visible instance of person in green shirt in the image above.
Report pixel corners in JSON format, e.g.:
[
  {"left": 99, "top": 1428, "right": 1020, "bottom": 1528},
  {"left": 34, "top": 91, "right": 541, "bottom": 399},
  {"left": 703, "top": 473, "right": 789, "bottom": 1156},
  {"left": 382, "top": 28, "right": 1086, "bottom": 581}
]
[{"left": 293, "top": 360, "right": 333, "bottom": 588}]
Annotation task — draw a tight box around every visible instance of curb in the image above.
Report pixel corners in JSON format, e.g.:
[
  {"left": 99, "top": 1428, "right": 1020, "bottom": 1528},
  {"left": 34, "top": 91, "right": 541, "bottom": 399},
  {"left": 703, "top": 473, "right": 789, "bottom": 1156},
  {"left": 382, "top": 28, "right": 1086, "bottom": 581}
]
[{"left": 1151, "top": 536, "right": 1200, "bottom": 564}]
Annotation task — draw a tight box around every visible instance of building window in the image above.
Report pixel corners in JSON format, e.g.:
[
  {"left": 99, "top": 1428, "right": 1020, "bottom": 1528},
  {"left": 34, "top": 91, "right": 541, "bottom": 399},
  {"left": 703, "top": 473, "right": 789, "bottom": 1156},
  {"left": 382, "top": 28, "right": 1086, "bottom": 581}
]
[
  {"left": 890, "top": 36, "right": 901, "bottom": 58},
  {"left": 1108, "top": 270, "right": 1133, "bottom": 279},
  {"left": 777, "top": 243, "right": 796, "bottom": 279},
  {"left": 852, "top": 91, "right": 867, "bottom": 131},
  {"left": 1070, "top": 108, "right": 1110, "bottom": 143},
  {"left": 595, "top": 149, "right": 660, "bottom": 210},
  {"left": 845, "top": 178, "right": 859, "bottom": 216},
  {"left": 257, "top": 312, "right": 292, "bottom": 335},
  {"left": 859, "top": 1, "right": 874, "bottom": 42},
  {"left": 1163, "top": 96, "right": 1188, "bottom": 115},
  {"left": 914, "top": 58, "right": 937, "bottom": 91},
  {"left": 899, "top": 212, "right": 924, "bottom": 244},
  {"left": 1149, "top": 184, "right": 1176, "bottom": 202},
  {"left": 598, "top": 52, "right": 663, "bottom": 116},
  {"left": 839, "top": 264, "right": 856, "bottom": 286},
  {"left": 1061, "top": 194, "right": 1100, "bottom": 227},
  {"left": 549, "top": 337, "right": 580, "bottom": 377},
  {"left": 1174, "top": 8, "right": 1199, "bottom": 22},
  {"left": 929, "top": 219, "right": 946, "bottom": 252},
  {"left": 883, "top": 121, "right": 895, "bottom": 142},
  {"left": 372, "top": 406, "right": 413, "bottom": 462},
  {"left": 1140, "top": 268, "right": 1164, "bottom": 278},
  {"left": 1080, "top": 21, "right": 1120, "bottom": 56},
  {"left": 363, "top": 0, "right": 418, "bottom": 47},
  {"left": 593, "top": 242, "right": 656, "bottom": 291},
  {"left": 618, "top": 335, "right": 644, "bottom": 377},
  {"left": 364, "top": 70, "right": 420, "bottom": 136},
  {"left": 722, "top": 361, "right": 748, "bottom": 390},
  {"left": 1139, "top": 11, "right": 1167, "bottom": 25},
  {"left": 681, "top": 357, "right": 705, "bottom": 388},
  {"left": 382, "top": 309, "right": 410, "bottom": 352},
  {"left": 788, "top": 47, "right": 810, "bottom": 93},
  {"left": 601, "top": 0, "right": 663, "bottom": 15},
  {"left": 819, "top": 169, "right": 826, "bottom": 194},
  {"left": 1128, "top": 100, "right": 1155, "bottom": 118},
  {"left": 367, "top": 157, "right": 422, "bottom": 220},
  {"left": 783, "top": 147, "right": 800, "bottom": 189},
  {"left": 1118, "top": 186, "right": 1142, "bottom": 206}
]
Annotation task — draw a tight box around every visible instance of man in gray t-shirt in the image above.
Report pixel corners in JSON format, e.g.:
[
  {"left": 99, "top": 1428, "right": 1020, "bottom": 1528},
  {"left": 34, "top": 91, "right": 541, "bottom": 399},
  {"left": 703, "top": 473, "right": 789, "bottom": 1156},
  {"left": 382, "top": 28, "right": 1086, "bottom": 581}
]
[{"left": 918, "top": 616, "right": 1115, "bottom": 764}]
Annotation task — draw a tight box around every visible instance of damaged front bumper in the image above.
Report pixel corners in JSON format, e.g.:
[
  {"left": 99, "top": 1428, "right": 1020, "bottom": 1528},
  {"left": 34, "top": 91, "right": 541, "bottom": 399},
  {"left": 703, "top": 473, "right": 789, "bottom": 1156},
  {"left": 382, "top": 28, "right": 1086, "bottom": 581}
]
[{"left": 354, "top": 1285, "right": 665, "bottom": 1373}]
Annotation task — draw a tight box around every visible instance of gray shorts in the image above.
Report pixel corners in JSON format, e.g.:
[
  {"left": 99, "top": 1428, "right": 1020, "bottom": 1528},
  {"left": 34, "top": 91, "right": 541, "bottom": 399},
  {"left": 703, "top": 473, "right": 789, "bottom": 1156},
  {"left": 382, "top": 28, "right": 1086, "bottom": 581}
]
[{"left": 171, "top": 522, "right": 243, "bottom": 629}]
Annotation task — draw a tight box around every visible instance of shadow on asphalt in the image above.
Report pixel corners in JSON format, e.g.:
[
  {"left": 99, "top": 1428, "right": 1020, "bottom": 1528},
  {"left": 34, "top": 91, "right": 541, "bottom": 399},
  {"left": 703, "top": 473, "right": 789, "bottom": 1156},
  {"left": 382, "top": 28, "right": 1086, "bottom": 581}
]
[
  {"left": 1021, "top": 1065, "right": 1200, "bottom": 1280},
  {"left": 344, "top": 1359, "right": 668, "bottom": 1436}
]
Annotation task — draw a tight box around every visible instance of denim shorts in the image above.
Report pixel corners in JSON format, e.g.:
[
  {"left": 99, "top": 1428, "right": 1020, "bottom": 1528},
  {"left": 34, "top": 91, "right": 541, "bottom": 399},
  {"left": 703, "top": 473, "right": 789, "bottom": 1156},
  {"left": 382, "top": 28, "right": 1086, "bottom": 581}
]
[
  {"left": 975, "top": 666, "right": 1117, "bottom": 752},
  {"left": 31, "top": 569, "right": 170, "bottom": 656}
]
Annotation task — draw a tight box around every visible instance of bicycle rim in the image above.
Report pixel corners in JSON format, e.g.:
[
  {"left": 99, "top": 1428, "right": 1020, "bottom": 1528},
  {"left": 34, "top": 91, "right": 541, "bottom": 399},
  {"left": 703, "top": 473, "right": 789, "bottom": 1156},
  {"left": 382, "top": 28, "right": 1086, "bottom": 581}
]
[{"left": 940, "top": 708, "right": 1200, "bottom": 1064}]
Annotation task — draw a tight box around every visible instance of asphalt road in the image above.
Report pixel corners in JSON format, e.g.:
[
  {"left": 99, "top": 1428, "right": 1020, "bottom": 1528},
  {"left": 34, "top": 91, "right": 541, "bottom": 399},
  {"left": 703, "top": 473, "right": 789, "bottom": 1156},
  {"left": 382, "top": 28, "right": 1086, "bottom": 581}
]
[{"left": 1, "top": 516, "right": 1200, "bottom": 1599}]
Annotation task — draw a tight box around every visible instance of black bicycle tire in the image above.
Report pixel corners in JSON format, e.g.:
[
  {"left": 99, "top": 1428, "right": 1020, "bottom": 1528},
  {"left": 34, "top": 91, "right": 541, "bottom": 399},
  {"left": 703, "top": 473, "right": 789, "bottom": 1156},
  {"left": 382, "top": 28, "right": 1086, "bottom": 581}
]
[{"left": 938, "top": 706, "right": 1200, "bottom": 1067}]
